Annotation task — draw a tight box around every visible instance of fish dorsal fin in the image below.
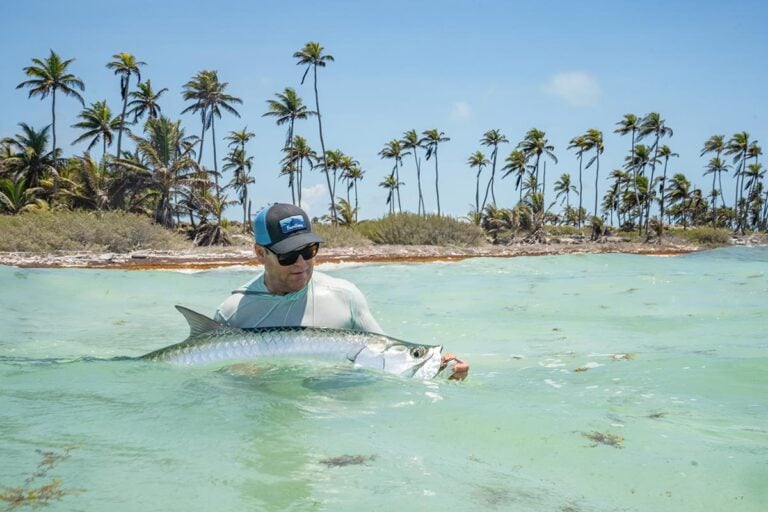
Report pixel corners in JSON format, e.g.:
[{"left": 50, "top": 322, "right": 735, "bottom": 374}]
[{"left": 175, "top": 305, "right": 223, "bottom": 338}]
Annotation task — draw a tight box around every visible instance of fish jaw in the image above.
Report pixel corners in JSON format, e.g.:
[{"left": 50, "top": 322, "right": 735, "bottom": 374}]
[
  {"left": 411, "top": 346, "right": 443, "bottom": 379},
  {"left": 352, "top": 340, "right": 444, "bottom": 379}
]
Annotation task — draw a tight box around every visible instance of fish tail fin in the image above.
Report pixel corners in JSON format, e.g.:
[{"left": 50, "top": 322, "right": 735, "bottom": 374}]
[{"left": 175, "top": 305, "right": 223, "bottom": 338}]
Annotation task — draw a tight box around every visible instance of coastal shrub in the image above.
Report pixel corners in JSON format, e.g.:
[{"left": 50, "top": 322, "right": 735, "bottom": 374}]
[
  {"left": 355, "top": 213, "right": 485, "bottom": 246},
  {"left": 313, "top": 224, "right": 372, "bottom": 248},
  {"left": 669, "top": 226, "right": 731, "bottom": 246},
  {"left": 0, "top": 210, "right": 189, "bottom": 253}
]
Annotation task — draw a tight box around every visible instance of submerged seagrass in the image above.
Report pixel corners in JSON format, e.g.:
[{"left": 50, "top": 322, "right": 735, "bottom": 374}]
[{"left": 141, "top": 306, "right": 443, "bottom": 379}]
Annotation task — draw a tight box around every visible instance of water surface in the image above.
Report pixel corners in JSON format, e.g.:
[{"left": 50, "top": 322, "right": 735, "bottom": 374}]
[{"left": 2, "top": 247, "right": 766, "bottom": 511}]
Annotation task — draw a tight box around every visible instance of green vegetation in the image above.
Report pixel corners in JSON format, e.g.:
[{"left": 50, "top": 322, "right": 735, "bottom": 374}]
[
  {"left": 355, "top": 213, "right": 484, "bottom": 246},
  {"left": 312, "top": 223, "right": 372, "bottom": 248},
  {"left": 2, "top": 45, "right": 766, "bottom": 252},
  {"left": 0, "top": 211, "right": 189, "bottom": 252},
  {"left": 668, "top": 226, "right": 732, "bottom": 246}
]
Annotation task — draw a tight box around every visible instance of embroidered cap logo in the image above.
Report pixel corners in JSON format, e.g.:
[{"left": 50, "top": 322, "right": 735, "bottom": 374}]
[{"left": 279, "top": 215, "right": 307, "bottom": 234}]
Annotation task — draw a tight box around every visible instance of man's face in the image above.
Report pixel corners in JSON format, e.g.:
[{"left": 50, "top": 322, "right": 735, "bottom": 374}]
[{"left": 256, "top": 244, "right": 315, "bottom": 295}]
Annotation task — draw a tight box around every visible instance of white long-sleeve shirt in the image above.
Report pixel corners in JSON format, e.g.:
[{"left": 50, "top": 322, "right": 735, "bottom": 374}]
[{"left": 214, "top": 271, "right": 383, "bottom": 333}]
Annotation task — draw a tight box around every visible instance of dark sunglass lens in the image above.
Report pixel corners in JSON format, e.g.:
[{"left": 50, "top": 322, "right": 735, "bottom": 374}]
[
  {"left": 276, "top": 244, "right": 318, "bottom": 266},
  {"left": 303, "top": 243, "right": 319, "bottom": 260}
]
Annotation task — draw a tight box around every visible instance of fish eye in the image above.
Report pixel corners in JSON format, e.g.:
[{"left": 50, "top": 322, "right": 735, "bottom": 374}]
[{"left": 410, "top": 346, "right": 427, "bottom": 359}]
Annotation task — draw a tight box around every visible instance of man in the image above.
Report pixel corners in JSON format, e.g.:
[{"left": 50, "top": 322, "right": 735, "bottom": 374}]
[{"left": 215, "top": 203, "right": 469, "bottom": 380}]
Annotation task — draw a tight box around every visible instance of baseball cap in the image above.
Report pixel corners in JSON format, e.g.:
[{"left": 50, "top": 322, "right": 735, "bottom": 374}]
[{"left": 252, "top": 203, "right": 323, "bottom": 254}]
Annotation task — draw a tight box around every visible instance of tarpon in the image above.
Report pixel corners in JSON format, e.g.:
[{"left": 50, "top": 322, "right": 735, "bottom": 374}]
[{"left": 141, "top": 306, "right": 444, "bottom": 379}]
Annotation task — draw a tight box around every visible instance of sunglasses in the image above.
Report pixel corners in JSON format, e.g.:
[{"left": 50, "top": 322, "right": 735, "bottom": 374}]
[{"left": 267, "top": 243, "right": 319, "bottom": 266}]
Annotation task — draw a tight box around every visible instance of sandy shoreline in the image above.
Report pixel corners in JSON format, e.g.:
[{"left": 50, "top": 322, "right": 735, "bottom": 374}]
[{"left": 0, "top": 236, "right": 733, "bottom": 270}]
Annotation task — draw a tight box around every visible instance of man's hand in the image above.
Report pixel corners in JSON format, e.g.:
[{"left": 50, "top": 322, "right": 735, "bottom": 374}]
[{"left": 440, "top": 353, "right": 469, "bottom": 381}]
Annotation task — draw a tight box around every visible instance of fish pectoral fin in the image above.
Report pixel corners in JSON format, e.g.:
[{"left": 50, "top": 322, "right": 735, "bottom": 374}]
[{"left": 175, "top": 305, "right": 224, "bottom": 338}]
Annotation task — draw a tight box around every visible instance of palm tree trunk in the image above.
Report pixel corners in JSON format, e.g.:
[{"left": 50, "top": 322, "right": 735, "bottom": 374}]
[
  {"left": 354, "top": 180, "right": 359, "bottom": 222},
  {"left": 660, "top": 160, "right": 669, "bottom": 239},
  {"left": 644, "top": 138, "right": 660, "bottom": 235},
  {"left": 475, "top": 171, "right": 481, "bottom": 215},
  {"left": 490, "top": 148, "right": 497, "bottom": 205},
  {"left": 51, "top": 89, "right": 57, "bottom": 158},
  {"left": 196, "top": 110, "right": 207, "bottom": 165},
  {"left": 577, "top": 156, "right": 583, "bottom": 229},
  {"left": 711, "top": 172, "right": 717, "bottom": 227},
  {"left": 395, "top": 162, "right": 402, "bottom": 212},
  {"left": 312, "top": 65, "right": 336, "bottom": 222},
  {"left": 593, "top": 153, "right": 600, "bottom": 219},
  {"left": 211, "top": 118, "right": 219, "bottom": 191},
  {"left": 434, "top": 149, "right": 441, "bottom": 216},
  {"left": 413, "top": 153, "right": 424, "bottom": 215},
  {"left": 117, "top": 83, "right": 129, "bottom": 158},
  {"left": 242, "top": 187, "right": 248, "bottom": 227}
]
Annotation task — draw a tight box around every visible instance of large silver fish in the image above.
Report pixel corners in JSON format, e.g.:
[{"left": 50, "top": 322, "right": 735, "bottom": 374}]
[{"left": 141, "top": 306, "right": 444, "bottom": 379}]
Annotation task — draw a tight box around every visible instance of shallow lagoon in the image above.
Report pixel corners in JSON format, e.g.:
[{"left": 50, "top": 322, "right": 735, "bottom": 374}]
[{"left": 1, "top": 247, "right": 766, "bottom": 511}]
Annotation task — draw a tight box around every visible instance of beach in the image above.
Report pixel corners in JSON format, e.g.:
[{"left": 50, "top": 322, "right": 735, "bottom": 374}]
[{"left": 3, "top": 235, "right": 765, "bottom": 270}]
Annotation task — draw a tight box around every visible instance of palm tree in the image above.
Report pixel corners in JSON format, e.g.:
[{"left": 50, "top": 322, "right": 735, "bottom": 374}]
[
  {"left": 226, "top": 127, "right": 255, "bottom": 154},
  {"left": 614, "top": 114, "right": 641, "bottom": 229},
  {"left": 294, "top": 41, "right": 336, "bottom": 221},
  {"left": 501, "top": 149, "right": 528, "bottom": 202},
  {"left": 263, "top": 88, "right": 314, "bottom": 147},
  {"left": 467, "top": 150, "right": 489, "bottom": 216},
  {"left": 338, "top": 154, "right": 360, "bottom": 206},
  {"left": 422, "top": 129, "right": 450, "bottom": 215},
  {"left": 224, "top": 147, "right": 254, "bottom": 228},
  {"left": 666, "top": 173, "right": 695, "bottom": 228},
  {"left": 71, "top": 100, "right": 122, "bottom": 159},
  {"left": 480, "top": 129, "right": 509, "bottom": 207},
  {"left": 378, "top": 139, "right": 408, "bottom": 212},
  {"left": 401, "top": 129, "right": 426, "bottom": 215},
  {"left": 554, "top": 173, "right": 578, "bottom": 211},
  {"left": 638, "top": 113, "right": 673, "bottom": 229},
  {"left": 701, "top": 135, "right": 727, "bottom": 212},
  {"left": 624, "top": 143, "right": 654, "bottom": 232},
  {"left": 725, "top": 132, "right": 751, "bottom": 231},
  {"left": 58, "top": 152, "right": 113, "bottom": 211},
  {"left": 604, "top": 170, "right": 628, "bottom": 227},
  {"left": 16, "top": 49, "right": 85, "bottom": 157},
  {"left": 282, "top": 135, "right": 316, "bottom": 206},
  {"left": 116, "top": 117, "right": 200, "bottom": 228},
  {"left": 656, "top": 145, "right": 679, "bottom": 236},
  {"left": 263, "top": 89, "right": 315, "bottom": 204},
  {"left": 127, "top": 80, "right": 168, "bottom": 123},
  {"left": 334, "top": 198, "right": 358, "bottom": 226},
  {"left": 3, "top": 123, "right": 58, "bottom": 191},
  {"left": 342, "top": 164, "right": 364, "bottom": 221},
  {"left": 517, "top": 128, "right": 557, "bottom": 196},
  {"left": 567, "top": 134, "right": 589, "bottom": 228},
  {"left": 379, "top": 174, "right": 402, "bottom": 215},
  {"left": 106, "top": 53, "right": 146, "bottom": 158},
  {"left": 321, "top": 149, "right": 345, "bottom": 211},
  {"left": 584, "top": 129, "right": 605, "bottom": 219},
  {"left": 181, "top": 70, "right": 242, "bottom": 197},
  {"left": 743, "top": 162, "right": 765, "bottom": 229},
  {"left": 0, "top": 178, "right": 41, "bottom": 214},
  {"left": 703, "top": 157, "right": 729, "bottom": 225}
]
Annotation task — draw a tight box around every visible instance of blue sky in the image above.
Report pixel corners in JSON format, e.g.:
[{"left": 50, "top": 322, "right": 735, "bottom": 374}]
[{"left": 1, "top": 0, "right": 766, "bottom": 220}]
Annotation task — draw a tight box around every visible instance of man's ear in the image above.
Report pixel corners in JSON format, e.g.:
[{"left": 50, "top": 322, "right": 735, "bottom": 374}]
[{"left": 254, "top": 244, "right": 267, "bottom": 263}]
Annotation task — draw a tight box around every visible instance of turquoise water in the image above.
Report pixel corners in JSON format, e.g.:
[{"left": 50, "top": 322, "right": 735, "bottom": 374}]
[{"left": 1, "top": 247, "right": 766, "bottom": 511}]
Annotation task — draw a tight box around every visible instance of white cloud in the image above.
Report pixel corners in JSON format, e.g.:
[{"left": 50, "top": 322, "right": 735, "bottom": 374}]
[
  {"left": 543, "top": 71, "right": 601, "bottom": 107},
  {"left": 299, "top": 184, "right": 328, "bottom": 219},
  {"left": 450, "top": 101, "right": 472, "bottom": 120}
]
